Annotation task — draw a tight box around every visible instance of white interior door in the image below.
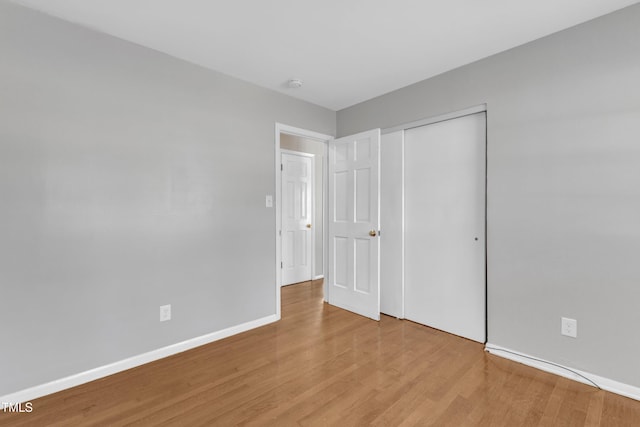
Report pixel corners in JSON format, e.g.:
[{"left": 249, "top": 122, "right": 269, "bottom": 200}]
[
  {"left": 282, "top": 151, "right": 313, "bottom": 286},
  {"left": 404, "top": 113, "right": 486, "bottom": 342},
  {"left": 328, "top": 129, "right": 380, "bottom": 320}
]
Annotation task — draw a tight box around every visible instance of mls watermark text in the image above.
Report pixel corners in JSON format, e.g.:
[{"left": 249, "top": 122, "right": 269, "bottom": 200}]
[{"left": 2, "top": 402, "right": 33, "bottom": 413}]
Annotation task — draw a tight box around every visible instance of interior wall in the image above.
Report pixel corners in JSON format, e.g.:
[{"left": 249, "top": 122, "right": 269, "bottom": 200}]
[
  {"left": 280, "top": 134, "right": 325, "bottom": 278},
  {"left": 338, "top": 4, "right": 640, "bottom": 388},
  {"left": 0, "top": 1, "right": 335, "bottom": 396}
]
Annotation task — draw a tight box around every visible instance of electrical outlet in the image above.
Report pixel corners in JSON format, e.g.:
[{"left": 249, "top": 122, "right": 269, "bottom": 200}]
[
  {"left": 561, "top": 317, "right": 577, "bottom": 338},
  {"left": 160, "top": 304, "right": 171, "bottom": 322}
]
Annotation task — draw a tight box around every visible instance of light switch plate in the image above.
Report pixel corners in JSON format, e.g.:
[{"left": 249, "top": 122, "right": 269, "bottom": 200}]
[
  {"left": 160, "top": 304, "right": 171, "bottom": 322},
  {"left": 561, "top": 317, "right": 577, "bottom": 338},
  {"left": 265, "top": 195, "right": 273, "bottom": 208}
]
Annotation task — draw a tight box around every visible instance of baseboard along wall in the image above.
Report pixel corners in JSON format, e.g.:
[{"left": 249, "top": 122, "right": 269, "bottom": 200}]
[
  {"left": 485, "top": 343, "right": 640, "bottom": 402},
  {"left": 1, "top": 314, "right": 278, "bottom": 404}
]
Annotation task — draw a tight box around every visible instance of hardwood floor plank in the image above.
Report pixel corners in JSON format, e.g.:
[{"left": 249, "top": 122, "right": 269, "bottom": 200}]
[
  {"left": 584, "top": 391, "right": 604, "bottom": 426},
  {"left": 2, "top": 279, "right": 640, "bottom": 426}
]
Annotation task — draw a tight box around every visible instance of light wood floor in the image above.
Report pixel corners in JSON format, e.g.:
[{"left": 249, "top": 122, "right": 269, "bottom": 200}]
[{"left": 3, "top": 279, "right": 640, "bottom": 426}]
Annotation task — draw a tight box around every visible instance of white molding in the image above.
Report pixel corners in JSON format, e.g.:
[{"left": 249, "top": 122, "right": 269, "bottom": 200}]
[
  {"left": 382, "top": 104, "right": 487, "bottom": 135},
  {"left": 313, "top": 275, "right": 324, "bottom": 280},
  {"left": 1, "top": 314, "right": 278, "bottom": 404},
  {"left": 400, "top": 130, "right": 405, "bottom": 319},
  {"left": 322, "top": 146, "right": 328, "bottom": 302},
  {"left": 485, "top": 343, "right": 640, "bottom": 402},
  {"left": 280, "top": 149, "right": 315, "bottom": 158},
  {"left": 277, "top": 123, "right": 334, "bottom": 142}
]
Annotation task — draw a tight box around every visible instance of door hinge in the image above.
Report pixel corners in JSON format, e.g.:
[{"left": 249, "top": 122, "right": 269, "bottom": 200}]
[
  {"left": 279, "top": 230, "right": 282, "bottom": 236},
  {"left": 281, "top": 262, "right": 283, "bottom": 268},
  {"left": 281, "top": 163, "right": 283, "bottom": 171}
]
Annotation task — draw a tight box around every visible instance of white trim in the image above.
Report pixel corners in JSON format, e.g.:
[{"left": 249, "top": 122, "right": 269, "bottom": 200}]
[
  {"left": 322, "top": 145, "right": 328, "bottom": 302},
  {"left": 275, "top": 123, "right": 333, "bottom": 315},
  {"left": 309, "top": 151, "right": 318, "bottom": 282},
  {"left": 277, "top": 124, "right": 333, "bottom": 142},
  {"left": 400, "top": 130, "right": 406, "bottom": 319},
  {"left": 1, "top": 314, "right": 278, "bottom": 404},
  {"left": 281, "top": 149, "right": 315, "bottom": 158},
  {"left": 382, "top": 104, "right": 487, "bottom": 135},
  {"left": 313, "top": 275, "right": 324, "bottom": 280},
  {"left": 485, "top": 343, "right": 640, "bottom": 402}
]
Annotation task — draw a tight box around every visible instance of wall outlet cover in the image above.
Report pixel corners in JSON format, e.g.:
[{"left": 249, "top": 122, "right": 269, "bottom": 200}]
[
  {"left": 160, "top": 304, "right": 171, "bottom": 322},
  {"left": 561, "top": 317, "right": 577, "bottom": 338}
]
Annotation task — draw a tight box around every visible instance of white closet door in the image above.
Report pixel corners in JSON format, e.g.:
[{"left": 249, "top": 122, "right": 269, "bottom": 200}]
[{"left": 404, "top": 112, "right": 486, "bottom": 342}]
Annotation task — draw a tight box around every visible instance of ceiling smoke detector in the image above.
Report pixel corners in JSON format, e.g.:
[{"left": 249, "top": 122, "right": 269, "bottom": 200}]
[{"left": 287, "top": 79, "right": 303, "bottom": 89}]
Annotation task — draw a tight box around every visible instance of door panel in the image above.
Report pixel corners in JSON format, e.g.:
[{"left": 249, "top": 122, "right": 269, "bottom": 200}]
[
  {"left": 355, "top": 168, "right": 371, "bottom": 221},
  {"left": 328, "top": 129, "right": 380, "bottom": 320},
  {"left": 334, "top": 171, "right": 348, "bottom": 221},
  {"left": 282, "top": 152, "right": 313, "bottom": 285},
  {"left": 354, "top": 238, "right": 371, "bottom": 293},
  {"left": 334, "top": 237, "right": 348, "bottom": 287},
  {"left": 404, "top": 113, "right": 486, "bottom": 342}
]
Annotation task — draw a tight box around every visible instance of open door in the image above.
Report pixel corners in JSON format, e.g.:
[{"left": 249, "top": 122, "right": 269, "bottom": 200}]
[{"left": 327, "top": 129, "right": 381, "bottom": 320}]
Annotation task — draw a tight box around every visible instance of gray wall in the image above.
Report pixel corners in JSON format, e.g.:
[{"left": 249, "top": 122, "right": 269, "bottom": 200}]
[
  {"left": 338, "top": 4, "right": 640, "bottom": 387},
  {"left": 0, "top": 1, "right": 335, "bottom": 396},
  {"left": 280, "top": 134, "right": 325, "bottom": 278}
]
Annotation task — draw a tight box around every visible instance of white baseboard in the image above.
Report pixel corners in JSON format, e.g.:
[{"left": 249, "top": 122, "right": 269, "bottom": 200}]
[
  {"left": 1, "top": 314, "right": 278, "bottom": 404},
  {"left": 313, "top": 275, "right": 324, "bottom": 280},
  {"left": 485, "top": 343, "right": 640, "bottom": 402}
]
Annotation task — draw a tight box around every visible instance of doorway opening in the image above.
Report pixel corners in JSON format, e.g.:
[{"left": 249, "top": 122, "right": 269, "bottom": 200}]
[{"left": 275, "top": 124, "right": 332, "bottom": 320}]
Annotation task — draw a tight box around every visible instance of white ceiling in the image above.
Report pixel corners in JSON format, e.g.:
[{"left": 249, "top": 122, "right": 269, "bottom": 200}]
[{"left": 9, "top": 0, "right": 639, "bottom": 110}]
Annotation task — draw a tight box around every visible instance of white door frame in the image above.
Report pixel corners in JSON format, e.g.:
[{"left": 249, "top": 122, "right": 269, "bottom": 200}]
[
  {"left": 275, "top": 123, "right": 332, "bottom": 320},
  {"left": 281, "top": 149, "right": 315, "bottom": 286}
]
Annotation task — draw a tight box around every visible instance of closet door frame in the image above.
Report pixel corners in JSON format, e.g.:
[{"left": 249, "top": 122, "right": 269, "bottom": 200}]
[{"left": 380, "top": 104, "right": 487, "bottom": 342}]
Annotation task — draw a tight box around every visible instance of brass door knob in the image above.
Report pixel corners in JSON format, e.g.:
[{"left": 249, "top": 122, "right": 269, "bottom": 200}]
[
  {"left": 369, "top": 230, "right": 377, "bottom": 237},
  {"left": 306, "top": 224, "right": 312, "bottom": 229}
]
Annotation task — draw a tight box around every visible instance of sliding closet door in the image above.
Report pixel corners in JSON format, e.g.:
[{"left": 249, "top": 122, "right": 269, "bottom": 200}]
[{"left": 404, "top": 112, "right": 486, "bottom": 343}]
